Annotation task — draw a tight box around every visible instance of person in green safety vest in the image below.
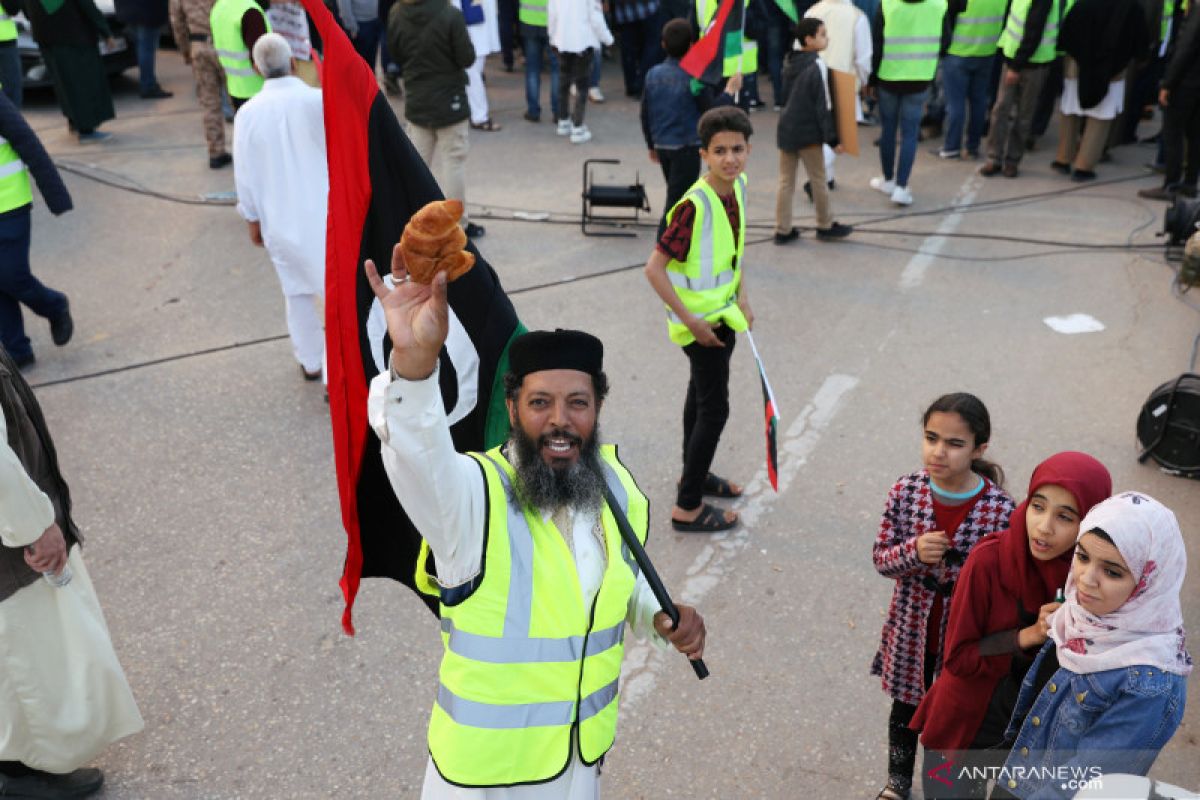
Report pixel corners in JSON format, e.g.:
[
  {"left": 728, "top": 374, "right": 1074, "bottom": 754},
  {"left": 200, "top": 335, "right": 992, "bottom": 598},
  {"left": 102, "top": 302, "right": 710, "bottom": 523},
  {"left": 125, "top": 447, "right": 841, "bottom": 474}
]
[
  {"left": 518, "top": 0, "right": 561, "bottom": 121},
  {"left": 364, "top": 263, "right": 708, "bottom": 794},
  {"left": 979, "top": 0, "right": 1061, "bottom": 177},
  {"left": 0, "top": 0, "right": 21, "bottom": 107},
  {"left": 938, "top": 0, "right": 1006, "bottom": 159},
  {"left": 643, "top": 106, "right": 756, "bottom": 533},
  {"left": 209, "top": 0, "right": 270, "bottom": 111},
  {"left": 867, "top": 0, "right": 949, "bottom": 206},
  {"left": 0, "top": 93, "right": 74, "bottom": 369}
]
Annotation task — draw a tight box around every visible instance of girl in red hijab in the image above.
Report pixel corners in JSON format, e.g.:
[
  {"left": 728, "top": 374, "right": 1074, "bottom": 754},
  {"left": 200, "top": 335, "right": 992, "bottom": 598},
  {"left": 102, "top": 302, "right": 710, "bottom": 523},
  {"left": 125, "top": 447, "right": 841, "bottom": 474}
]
[{"left": 910, "top": 452, "right": 1112, "bottom": 800}]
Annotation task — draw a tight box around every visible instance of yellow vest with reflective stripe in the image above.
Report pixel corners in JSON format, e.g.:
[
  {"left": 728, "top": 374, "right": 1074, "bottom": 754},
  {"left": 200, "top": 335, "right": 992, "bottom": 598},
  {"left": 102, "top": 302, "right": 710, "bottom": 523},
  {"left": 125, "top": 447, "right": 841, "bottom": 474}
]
[
  {"left": 211, "top": 0, "right": 271, "bottom": 99},
  {"left": 0, "top": 138, "right": 32, "bottom": 215},
  {"left": 696, "top": 0, "right": 758, "bottom": 74},
  {"left": 428, "top": 445, "right": 648, "bottom": 787},
  {"left": 0, "top": 13, "right": 17, "bottom": 42},
  {"left": 999, "top": 0, "right": 1061, "bottom": 64},
  {"left": 878, "top": 0, "right": 947, "bottom": 82},
  {"left": 518, "top": 0, "right": 546, "bottom": 26},
  {"left": 664, "top": 174, "right": 749, "bottom": 347},
  {"left": 947, "top": 0, "right": 1006, "bottom": 57}
]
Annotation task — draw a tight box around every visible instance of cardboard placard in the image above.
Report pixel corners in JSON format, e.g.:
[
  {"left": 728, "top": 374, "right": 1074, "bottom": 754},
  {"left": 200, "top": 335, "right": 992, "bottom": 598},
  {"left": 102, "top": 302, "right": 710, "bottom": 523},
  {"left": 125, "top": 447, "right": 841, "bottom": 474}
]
[{"left": 831, "top": 68, "right": 859, "bottom": 156}]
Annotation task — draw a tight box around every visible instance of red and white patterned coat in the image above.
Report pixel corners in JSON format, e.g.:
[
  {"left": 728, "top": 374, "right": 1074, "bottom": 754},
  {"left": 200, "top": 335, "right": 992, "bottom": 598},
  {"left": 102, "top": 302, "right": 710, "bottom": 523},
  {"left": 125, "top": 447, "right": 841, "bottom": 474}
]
[{"left": 870, "top": 470, "right": 1015, "bottom": 706}]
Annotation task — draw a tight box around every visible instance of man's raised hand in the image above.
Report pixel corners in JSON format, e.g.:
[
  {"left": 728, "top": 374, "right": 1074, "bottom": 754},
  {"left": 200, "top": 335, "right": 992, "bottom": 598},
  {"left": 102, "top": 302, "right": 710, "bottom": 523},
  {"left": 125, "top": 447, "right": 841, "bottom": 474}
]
[{"left": 364, "top": 243, "right": 449, "bottom": 380}]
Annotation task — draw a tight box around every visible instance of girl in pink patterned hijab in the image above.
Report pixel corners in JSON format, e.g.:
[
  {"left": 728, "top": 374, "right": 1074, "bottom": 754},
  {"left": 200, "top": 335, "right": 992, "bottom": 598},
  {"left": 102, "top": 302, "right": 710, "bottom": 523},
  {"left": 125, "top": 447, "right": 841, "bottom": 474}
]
[
  {"left": 998, "top": 492, "right": 1191, "bottom": 799},
  {"left": 1050, "top": 491, "right": 1193, "bottom": 677}
]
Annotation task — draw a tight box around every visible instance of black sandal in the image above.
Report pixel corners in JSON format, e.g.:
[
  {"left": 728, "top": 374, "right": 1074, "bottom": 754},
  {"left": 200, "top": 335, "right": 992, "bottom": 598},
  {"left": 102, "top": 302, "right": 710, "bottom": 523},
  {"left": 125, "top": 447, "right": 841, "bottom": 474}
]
[
  {"left": 671, "top": 503, "right": 738, "bottom": 532},
  {"left": 676, "top": 473, "right": 744, "bottom": 498},
  {"left": 470, "top": 118, "right": 503, "bottom": 132}
]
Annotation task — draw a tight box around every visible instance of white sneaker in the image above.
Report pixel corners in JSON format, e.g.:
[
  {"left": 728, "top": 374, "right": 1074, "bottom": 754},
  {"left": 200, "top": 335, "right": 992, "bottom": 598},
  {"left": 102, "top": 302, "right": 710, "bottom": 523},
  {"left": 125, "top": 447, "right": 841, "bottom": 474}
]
[
  {"left": 890, "top": 185, "right": 913, "bottom": 206},
  {"left": 570, "top": 124, "right": 592, "bottom": 144},
  {"left": 556, "top": 119, "right": 572, "bottom": 135},
  {"left": 869, "top": 176, "right": 895, "bottom": 194},
  {"left": 588, "top": 87, "right": 605, "bottom": 103}
]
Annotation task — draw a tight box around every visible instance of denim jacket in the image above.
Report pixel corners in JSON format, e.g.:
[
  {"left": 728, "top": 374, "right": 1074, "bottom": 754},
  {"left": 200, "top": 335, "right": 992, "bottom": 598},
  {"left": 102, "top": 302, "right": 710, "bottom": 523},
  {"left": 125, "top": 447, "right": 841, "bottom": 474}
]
[
  {"left": 999, "top": 642, "right": 1187, "bottom": 799},
  {"left": 641, "top": 58, "right": 702, "bottom": 150}
]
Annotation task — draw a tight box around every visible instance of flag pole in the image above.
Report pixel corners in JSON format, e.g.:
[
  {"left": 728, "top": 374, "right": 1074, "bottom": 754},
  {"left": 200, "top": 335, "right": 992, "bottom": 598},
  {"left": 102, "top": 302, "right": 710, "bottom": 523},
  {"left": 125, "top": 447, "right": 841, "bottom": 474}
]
[
  {"left": 747, "top": 331, "right": 780, "bottom": 416},
  {"left": 602, "top": 485, "right": 709, "bottom": 680},
  {"left": 734, "top": 0, "right": 746, "bottom": 104}
]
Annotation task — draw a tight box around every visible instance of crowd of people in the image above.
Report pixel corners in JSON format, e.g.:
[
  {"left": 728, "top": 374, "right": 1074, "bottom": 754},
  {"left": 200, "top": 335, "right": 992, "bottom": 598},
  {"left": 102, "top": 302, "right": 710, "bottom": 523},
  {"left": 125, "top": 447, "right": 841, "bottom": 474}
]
[{"left": 0, "top": 0, "right": 1195, "bottom": 797}]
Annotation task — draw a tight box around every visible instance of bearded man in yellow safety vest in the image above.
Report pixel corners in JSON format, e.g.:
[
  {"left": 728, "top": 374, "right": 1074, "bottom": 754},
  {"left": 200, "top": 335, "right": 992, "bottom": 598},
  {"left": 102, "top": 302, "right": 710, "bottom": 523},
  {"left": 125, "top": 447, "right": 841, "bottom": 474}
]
[{"left": 365, "top": 255, "right": 707, "bottom": 797}]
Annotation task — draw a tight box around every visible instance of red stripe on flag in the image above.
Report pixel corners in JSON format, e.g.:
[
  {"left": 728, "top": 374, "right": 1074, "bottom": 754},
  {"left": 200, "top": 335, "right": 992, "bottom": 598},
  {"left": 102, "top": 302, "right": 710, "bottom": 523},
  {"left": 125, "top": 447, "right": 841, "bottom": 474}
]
[
  {"left": 299, "top": 0, "right": 379, "bottom": 635},
  {"left": 680, "top": 0, "right": 736, "bottom": 79}
]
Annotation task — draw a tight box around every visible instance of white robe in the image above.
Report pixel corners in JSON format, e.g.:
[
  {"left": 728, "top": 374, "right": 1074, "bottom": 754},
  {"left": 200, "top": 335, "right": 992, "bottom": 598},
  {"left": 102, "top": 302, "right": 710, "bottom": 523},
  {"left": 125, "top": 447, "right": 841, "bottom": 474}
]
[
  {"left": 366, "top": 366, "right": 667, "bottom": 800},
  {"left": 0, "top": 416, "right": 142, "bottom": 773},
  {"left": 233, "top": 76, "right": 328, "bottom": 298}
]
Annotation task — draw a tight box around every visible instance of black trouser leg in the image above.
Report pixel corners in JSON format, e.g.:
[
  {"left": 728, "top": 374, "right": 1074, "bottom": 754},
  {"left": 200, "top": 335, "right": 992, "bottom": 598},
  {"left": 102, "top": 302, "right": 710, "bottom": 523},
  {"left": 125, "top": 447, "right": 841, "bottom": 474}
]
[
  {"left": 657, "top": 146, "right": 701, "bottom": 237},
  {"left": 888, "top": 700, "right": 920, "bottom": 793},
  {"left": 676, "top": 324, "right": 735, "bottom": 510}
]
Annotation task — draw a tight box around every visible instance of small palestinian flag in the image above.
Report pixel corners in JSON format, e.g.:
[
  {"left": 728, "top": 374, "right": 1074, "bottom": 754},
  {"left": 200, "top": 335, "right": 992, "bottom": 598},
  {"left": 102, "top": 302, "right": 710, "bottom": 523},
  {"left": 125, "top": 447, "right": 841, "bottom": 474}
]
[
  {"left": 680, "top": 0, "right": 745, "bottom": 85},
  {"left": 747, "top": 333, "right": 780, "bottom": 492},
  {"left": 299, "top": 0, "right": 525, "bottom": 633}
]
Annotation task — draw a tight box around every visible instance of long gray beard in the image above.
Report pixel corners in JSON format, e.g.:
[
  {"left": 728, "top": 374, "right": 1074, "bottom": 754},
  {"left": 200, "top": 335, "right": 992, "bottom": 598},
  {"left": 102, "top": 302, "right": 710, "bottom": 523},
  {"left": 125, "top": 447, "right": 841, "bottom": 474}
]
[{"left": 508, "top": 424, "right": 605, "bottom": 514}]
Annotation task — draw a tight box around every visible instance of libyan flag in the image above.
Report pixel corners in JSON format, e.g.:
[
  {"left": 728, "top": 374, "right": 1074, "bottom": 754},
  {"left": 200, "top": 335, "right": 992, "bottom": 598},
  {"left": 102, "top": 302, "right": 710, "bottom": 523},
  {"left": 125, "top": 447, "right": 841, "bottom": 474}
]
[
  {"left": 747, "top": 333, "right": 780, "bottom": 492},
  {"left": 680, "top": 0, "right": 746, "bottom": 85},
  {"left": 299, "top": 0, "right": 525, "bottom": 632}
]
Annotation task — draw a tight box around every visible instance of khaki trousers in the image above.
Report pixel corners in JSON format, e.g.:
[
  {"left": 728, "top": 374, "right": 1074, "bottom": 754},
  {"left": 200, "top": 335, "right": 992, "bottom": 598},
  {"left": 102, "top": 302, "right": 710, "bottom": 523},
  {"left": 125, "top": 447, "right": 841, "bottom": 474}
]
[
  {"left": 405, "top": 119, "right": 470, "bottom": 220},
  {"left": 191, "top": 44, "right": 226, "bottom": 158},
  {"left": 776, "top": 144, "right": 832, "bottom": 233}
]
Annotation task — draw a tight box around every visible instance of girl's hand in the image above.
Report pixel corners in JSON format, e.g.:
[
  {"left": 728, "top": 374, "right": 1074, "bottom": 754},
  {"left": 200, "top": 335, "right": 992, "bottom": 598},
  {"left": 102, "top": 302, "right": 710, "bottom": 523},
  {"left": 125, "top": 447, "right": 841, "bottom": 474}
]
[
  {"left": 1017, "top": 601, "right": 1062, "bottom": 649},
  {"left": 916, "top": 530, "right": 950, "bottom": 565}
]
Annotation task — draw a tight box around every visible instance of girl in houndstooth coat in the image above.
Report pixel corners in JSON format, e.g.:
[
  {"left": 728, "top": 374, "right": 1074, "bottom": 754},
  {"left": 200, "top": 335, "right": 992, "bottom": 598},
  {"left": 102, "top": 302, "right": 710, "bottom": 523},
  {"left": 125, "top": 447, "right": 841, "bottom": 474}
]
[{"left": 870, "top": 393, "right": 1015, "bottom": 800}]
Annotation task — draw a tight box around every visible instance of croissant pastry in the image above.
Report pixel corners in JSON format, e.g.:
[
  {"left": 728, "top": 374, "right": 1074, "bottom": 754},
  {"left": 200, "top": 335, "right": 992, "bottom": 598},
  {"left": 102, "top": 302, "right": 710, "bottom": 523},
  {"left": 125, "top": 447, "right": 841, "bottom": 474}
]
[{"left": 399, "top": 199, "right": 476, "bottom": 283}]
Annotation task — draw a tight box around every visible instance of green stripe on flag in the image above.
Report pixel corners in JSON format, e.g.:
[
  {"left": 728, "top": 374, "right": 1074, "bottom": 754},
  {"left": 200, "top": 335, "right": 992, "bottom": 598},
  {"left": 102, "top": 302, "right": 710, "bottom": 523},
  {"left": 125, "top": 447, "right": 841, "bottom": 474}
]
[
  {"left": 483, "top": 322, "right": 529, "bottom": 448},
  {"left": 723, "top": 30, "right": 743, "bottom": 60},
  {"left": 773, "top": 0, "right": 797, "bottom": 23}
]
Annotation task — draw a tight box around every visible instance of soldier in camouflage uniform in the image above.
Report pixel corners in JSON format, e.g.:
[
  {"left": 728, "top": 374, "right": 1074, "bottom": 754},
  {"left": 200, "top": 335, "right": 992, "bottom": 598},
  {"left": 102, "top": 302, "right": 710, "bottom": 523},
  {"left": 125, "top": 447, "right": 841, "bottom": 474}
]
[{"left": 169, "top": 0, "right": 232, "bottom": 168}]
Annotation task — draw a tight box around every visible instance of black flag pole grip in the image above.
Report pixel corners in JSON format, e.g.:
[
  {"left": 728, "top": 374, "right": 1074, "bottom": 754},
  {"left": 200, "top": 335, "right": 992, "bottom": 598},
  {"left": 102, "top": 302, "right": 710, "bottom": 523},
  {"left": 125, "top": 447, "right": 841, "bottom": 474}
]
[{"left": 602, "top": 485, "right": 709, "bottom": 680}]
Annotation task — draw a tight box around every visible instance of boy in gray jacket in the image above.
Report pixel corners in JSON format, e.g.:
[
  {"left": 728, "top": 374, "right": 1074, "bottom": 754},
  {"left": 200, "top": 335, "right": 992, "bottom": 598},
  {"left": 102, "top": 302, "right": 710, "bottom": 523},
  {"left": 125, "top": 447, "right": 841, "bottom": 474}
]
[{"left": 774, "top": 17, "right": 852, "bottom": 243}]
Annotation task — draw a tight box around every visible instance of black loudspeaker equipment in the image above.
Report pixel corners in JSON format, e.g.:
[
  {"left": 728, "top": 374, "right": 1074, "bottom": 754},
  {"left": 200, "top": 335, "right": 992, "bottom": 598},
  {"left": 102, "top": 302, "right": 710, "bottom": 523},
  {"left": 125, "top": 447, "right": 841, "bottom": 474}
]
[
  {"left": 1163, "top": 197, "right": 1200, "bottom": 246},
  {"left": 581, "top": 158, "right": 650, "bottom": 237},
  {"left": 1137, "top": 373, "right": 1200, "bottom": 478}
]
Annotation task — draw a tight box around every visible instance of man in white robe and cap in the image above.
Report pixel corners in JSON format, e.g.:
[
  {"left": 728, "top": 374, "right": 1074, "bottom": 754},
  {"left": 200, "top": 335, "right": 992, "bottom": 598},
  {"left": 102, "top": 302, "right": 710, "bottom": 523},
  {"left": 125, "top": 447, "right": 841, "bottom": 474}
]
[{"left": 234, "top": 33, "right": 329, "bottom": 382}]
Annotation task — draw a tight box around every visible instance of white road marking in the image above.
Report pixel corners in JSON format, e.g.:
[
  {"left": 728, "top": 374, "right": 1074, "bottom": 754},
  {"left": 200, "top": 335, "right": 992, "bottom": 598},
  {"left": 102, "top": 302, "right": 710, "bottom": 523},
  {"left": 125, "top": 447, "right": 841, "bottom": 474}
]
[
  {"left": 898, "top": 174, "right": 982, "bottom": 290},
  {"left": 1043, "top": 313, "right": 1106, "bottom": 334},
  {"left": 620, "top": 373, "right": 860, "bottom": 708}
]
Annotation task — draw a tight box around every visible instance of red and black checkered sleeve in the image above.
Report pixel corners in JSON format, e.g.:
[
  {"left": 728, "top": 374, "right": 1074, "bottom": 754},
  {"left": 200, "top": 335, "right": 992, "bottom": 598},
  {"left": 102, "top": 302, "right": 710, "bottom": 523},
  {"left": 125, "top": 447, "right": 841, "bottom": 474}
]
[{"left": 655, "top": 199, "right": 696, "bottom": 263}]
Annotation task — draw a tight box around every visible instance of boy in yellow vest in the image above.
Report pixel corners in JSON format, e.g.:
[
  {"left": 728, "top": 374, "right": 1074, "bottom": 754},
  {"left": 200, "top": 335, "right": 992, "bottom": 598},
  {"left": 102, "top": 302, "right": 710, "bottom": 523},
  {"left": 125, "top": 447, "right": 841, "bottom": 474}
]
[{"left": 643, "top": 106, "right": 755, "bottom": 533}]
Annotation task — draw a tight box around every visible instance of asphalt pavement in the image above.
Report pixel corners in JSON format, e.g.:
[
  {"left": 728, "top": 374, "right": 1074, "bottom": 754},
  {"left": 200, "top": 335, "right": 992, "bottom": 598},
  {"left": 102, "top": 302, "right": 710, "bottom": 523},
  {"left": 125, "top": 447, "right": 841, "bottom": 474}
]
[{"left": 14, "top": 50, "right": 1200, "bottom": 799}]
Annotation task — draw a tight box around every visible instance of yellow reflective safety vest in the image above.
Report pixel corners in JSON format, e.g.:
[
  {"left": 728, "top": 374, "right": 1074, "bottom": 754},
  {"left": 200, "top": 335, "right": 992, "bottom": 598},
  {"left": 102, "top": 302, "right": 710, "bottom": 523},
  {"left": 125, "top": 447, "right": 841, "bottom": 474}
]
[
  {"left": 947, "top": 0, "right": 1006, "bottom": 57},
  {"left": 428, "top": 445, "right": 649, "bottom": 787},
  {"left": 663, "top": 175, "right": 749, "bottom": 347},
  {"left": 0, "top": 10, "right": 16, "bottom": 43},
  {"left": 999, "top": 0, "right": 1061, "bottom": 64},
  {"left": 518, "top": 0, "right": 547, "bottom": 26},
  {"left": 211, "top": 0, "right": 271, "bottom": 99},
  {"left": 696, "top": 0, "right": 758, "bottom": 75},
  {"left": 0, "top": 136, "right": 32, "bottom": 214},
  {"left": 878, "top": 0, "right": 948, "bottom": 82}
]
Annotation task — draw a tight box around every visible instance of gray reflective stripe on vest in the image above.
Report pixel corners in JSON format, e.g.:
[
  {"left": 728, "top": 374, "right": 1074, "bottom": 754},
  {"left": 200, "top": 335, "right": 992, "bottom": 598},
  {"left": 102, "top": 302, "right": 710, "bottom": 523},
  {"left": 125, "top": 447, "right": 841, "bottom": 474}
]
[
  {"left": 885, "top": 35, "right": 941, "bottom": 43},
  {"left": 483, "top": 454, "right": 535, "bottom": 638},
  {"left": 667, "top": 187, "right": 715, "bottom": 292},
  {"left": 958, "top": 14, "right": 1003, "bottom": 23},
  {"left": 666, "top": 298, "right": 737, "bottom": 326},
  {"left": 0, "top": 160, "right": 27, "bottom": 180},
  {"left": 223, "top": 67, "right": 257, "bottom": 77},
  {"left": 578, "top": 678, "right": 619, "bottom": 722},
  {"left": 882, "top": 51, "right": 939, "bottom": 59},
  {"left": 437, "top": 677, "right": 619, "bottom": 729},
  {"left": 442, "top": 617, "right": 624, "bottom": 662},
  {"left": 1005, "top": 13, "right": 1058, "bottom": 37},
  {"left": 437, "top": 684, "right": 575, "bottom": 729},
  {"left": 216, "top": 47, "right": 250, "bottom": 60},
  {"left": 952, "top": 33, "right": 1001, "bottom": 45},
  {"left": 0, "top": 14, "right": 10, "bottom": 20},
  {"left": 599, "top": 460, "right": 640, "bottom": 579}
]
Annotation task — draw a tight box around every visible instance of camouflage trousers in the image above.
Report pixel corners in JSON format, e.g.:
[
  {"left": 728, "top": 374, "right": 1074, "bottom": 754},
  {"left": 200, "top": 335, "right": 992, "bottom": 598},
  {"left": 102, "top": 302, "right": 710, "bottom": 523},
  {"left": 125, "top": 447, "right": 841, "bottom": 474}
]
[{"left": 190, "top": 44, "right": 226, "bottom": 158}]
